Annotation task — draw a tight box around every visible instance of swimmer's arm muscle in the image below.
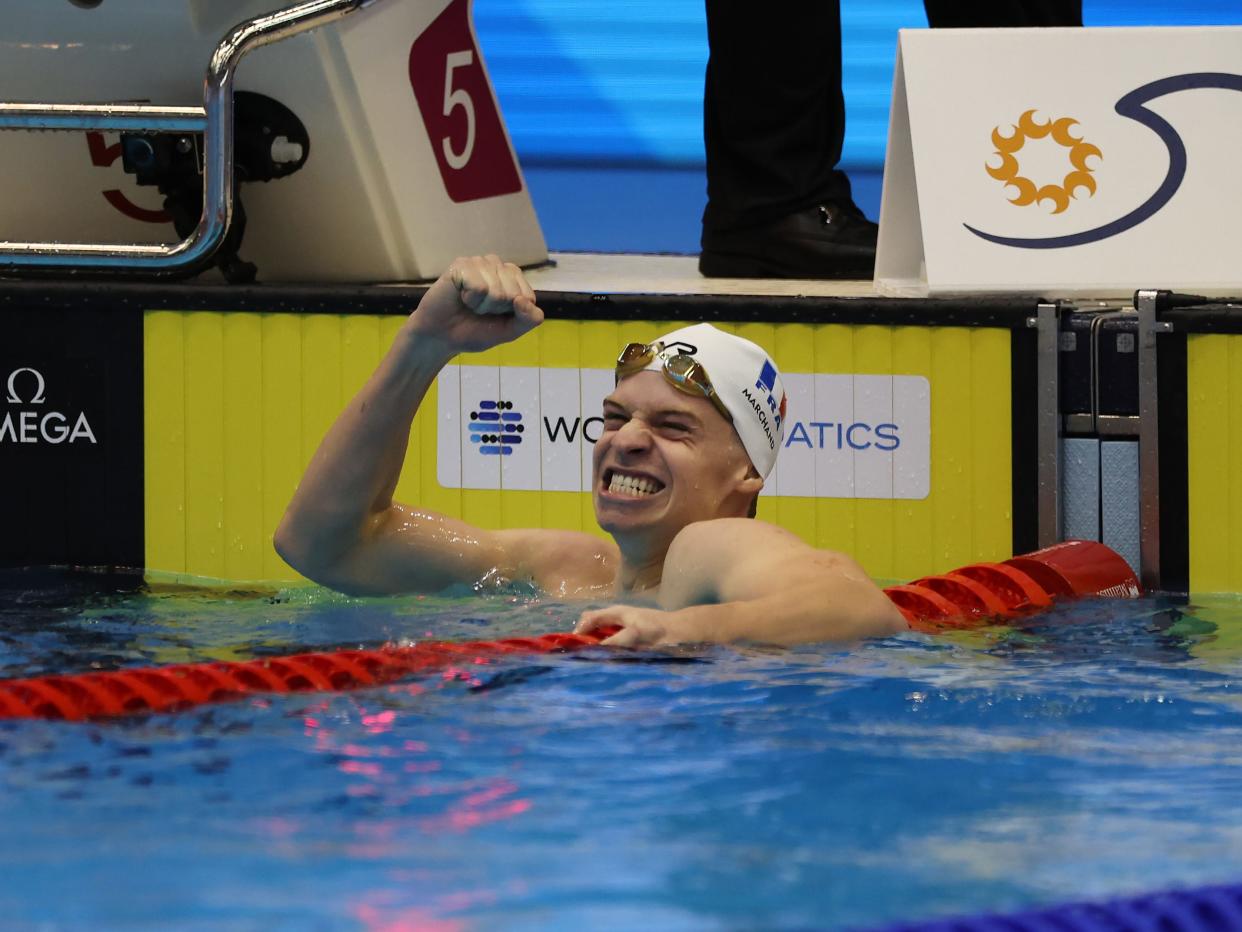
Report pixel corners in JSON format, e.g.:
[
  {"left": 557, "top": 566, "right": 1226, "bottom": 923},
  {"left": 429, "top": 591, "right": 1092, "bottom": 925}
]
[
  {"left": 275, "top": 256, "right": 547, "bottom": 595},
  {"left": 273, "top": 329, "right": 489, "bottom": 594}
]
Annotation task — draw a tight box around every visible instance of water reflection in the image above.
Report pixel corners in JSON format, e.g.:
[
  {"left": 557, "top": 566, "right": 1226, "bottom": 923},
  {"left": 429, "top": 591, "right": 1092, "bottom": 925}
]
[{"left": 3, "top": 572, "right": 1242, "bottom": 927}]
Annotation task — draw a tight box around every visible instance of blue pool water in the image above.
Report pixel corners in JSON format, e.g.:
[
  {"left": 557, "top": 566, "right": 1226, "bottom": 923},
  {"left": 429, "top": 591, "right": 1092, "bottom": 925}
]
[{"left": 2, "top": 568, "right": 1242, "bottom": 930}]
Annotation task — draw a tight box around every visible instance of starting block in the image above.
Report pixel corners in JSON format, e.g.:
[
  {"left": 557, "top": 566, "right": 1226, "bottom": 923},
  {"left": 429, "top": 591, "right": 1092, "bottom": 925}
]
[{"left": 0, "top": 0, "right": 546, "bottom": 282}]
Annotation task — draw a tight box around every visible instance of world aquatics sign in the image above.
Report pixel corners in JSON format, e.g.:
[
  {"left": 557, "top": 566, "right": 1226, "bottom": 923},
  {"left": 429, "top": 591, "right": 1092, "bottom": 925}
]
[{"left": 435, "top": 366, "right": 930, "bottom": 500}]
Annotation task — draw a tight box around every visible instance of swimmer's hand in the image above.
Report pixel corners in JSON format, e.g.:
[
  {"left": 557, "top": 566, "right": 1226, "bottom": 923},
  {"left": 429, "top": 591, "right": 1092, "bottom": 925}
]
[
  {"left": 575, "top": 605, "right": 704, "bottom": 648},
  {"left": 408, "top": 254, "right": 544, "bottom": 355}
]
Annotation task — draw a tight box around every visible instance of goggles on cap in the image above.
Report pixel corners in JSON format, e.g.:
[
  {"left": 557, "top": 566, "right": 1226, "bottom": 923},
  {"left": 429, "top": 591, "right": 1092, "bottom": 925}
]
[{"left": 615, "top": 341, "right": 733, "bottom": 424}]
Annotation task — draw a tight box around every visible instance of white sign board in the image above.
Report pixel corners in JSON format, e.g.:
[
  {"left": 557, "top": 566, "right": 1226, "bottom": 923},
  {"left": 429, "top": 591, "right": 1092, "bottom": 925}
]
[
  {"left": 876, "top": 27, "right": 1242, "bottom": 299},
  {"left": 437, "top": 366, "right": 930, "bottom": 500}
]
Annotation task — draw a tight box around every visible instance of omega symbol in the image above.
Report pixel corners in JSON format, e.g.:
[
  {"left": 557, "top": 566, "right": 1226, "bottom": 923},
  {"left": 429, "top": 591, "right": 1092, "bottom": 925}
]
[{"left": 6, "top": 368, "right": 46, "bottom": 405}]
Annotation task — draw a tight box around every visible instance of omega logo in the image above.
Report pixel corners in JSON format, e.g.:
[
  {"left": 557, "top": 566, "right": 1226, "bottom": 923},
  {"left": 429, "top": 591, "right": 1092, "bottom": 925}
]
[
  {"left": 1, "top": 367, "right": 97, "bottom": 445},
  {"left": 7, "top": 367, "right": 47, "bottom": 404}
]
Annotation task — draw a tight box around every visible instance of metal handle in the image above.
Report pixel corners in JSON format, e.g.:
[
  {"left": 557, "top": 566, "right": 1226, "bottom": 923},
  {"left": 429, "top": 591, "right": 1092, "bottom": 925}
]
[
  {"left": 0, "top": 0, "right": 376, "bottom": 274},
  {"left": 1134, "top": 288, "right": 1169, "bottom": 590}
]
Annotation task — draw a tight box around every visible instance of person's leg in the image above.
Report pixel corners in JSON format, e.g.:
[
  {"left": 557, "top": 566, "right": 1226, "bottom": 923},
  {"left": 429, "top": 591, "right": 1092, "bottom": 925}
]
[
  {"left": 702, "top": 0, "right": 849, "bottom": 230},
  {"left": 923, "top": 0, "right": 1082, "bottom": 28},
  {"left": 699, "top": 0, "right": 876, "bottom": 279}
]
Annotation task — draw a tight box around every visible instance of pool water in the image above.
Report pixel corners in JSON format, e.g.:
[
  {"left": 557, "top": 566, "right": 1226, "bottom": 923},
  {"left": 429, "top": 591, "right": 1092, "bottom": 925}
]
[{"left": 3, "top": 567, "right": 1242, "bottom": 930}]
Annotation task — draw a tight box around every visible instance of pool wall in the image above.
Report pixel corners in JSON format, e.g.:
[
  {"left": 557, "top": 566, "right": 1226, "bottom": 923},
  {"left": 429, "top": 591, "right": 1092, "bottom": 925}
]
[
  {"left": 0, "top": 283, "right": 1037, "bottom": 585},
  {"left": 1185, "top": 331, "right": 1242, "bottom": 592},
  {"left": 142, "top": 312, "right": 1014, "bottom": 583}
]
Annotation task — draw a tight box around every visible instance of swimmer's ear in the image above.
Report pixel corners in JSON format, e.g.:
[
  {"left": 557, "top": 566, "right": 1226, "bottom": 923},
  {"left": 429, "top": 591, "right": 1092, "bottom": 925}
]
[
  {"left": 734, "top": 469, "right": 763, "bottom": 499},
  {"left": 737, "top": 469, "right": 763, "bottom": 519}
]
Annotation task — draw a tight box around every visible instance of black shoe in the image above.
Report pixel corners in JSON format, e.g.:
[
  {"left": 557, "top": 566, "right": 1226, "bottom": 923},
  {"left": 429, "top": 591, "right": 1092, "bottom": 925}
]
[{"left": 699, "top": 202, "right": 877, "bottom": 280}]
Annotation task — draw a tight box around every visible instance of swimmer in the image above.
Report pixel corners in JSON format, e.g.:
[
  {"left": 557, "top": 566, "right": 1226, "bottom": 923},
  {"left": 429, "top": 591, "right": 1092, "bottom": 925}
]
[{"left": 275, "top": 255, "right": 907, "bottom": 647}]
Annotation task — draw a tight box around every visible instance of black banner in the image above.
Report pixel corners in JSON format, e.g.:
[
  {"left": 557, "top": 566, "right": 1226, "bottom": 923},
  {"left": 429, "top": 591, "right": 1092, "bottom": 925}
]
[{"left": 0, "top": 307, "right": 143, "bottom": 568}]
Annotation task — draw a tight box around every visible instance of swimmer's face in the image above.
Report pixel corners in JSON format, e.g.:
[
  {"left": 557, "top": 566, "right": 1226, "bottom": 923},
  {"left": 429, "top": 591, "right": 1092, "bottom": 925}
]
[{"left": 592, "top": 370, "right": 761, "bottom": 550}]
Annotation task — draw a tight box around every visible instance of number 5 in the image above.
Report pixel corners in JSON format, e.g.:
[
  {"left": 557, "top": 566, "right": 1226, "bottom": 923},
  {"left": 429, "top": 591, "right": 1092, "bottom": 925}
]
[{"left": 442, "top": 50, "right": 476, "bottom": 170}]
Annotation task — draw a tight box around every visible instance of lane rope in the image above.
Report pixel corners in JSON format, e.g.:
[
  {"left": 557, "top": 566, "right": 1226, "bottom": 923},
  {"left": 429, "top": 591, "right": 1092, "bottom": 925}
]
[{"left": 0, "top": 540, "right": 1140, "bottom": 721}]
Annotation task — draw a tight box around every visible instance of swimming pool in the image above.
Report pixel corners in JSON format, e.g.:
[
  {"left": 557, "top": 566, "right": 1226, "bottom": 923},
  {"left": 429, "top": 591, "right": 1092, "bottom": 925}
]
[{"left": 3, "top": 568, "right": 1242, "bottom": 930}]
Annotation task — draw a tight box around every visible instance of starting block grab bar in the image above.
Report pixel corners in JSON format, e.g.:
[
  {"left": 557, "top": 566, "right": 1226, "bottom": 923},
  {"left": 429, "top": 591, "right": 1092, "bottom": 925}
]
[{"left": 0, "top": 0, "right": 376, "bottom": 275}]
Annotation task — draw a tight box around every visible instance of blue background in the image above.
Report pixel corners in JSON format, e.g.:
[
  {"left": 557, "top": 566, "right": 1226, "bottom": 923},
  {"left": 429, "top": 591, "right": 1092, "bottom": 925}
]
[{"left": 471, "top": 1, "right": 1242, "bottom": 252}]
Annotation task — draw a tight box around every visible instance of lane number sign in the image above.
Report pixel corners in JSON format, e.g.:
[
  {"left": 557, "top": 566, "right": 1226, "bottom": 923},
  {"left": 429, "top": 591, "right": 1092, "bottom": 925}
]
[{"left": 408, "top": 0, "right": 522, "bottom": 202}]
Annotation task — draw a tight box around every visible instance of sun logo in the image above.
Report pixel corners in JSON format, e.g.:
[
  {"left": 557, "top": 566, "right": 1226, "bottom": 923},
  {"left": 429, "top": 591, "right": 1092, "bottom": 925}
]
[{"left": 986, "top": 110, "right": 1102, "bottom": 214}]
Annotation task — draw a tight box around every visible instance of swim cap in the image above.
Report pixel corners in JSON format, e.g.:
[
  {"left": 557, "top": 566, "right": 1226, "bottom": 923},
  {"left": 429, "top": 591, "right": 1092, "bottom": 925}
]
[{"left": 632, "top": 322, "right": 787, "bottom": 478}]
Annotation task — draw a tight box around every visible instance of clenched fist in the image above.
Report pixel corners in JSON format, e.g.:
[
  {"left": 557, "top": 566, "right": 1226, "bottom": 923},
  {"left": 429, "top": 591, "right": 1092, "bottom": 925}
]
[{"left": 406, "top": 254, "right": 544, "bottom": 356}]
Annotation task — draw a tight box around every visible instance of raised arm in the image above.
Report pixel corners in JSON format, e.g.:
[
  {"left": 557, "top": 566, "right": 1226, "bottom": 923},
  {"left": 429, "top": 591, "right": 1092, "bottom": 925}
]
[
  {"left": 576, "top": 518, "right": 907, "bottom": 646},
  {"left": 274, "top": 255, "right": 587, "bottom": 596}
]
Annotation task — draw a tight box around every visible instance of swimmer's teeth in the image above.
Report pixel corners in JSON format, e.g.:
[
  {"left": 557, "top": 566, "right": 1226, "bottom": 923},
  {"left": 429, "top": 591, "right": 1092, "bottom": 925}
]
[{"left": 609, "top": 472, "right": 657, "bottom": 497}]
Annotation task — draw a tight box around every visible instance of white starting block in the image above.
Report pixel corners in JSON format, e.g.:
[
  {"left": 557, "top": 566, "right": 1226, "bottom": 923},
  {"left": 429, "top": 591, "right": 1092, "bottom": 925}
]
[
  {"left": 0, "top": 0, "right": 546, "bottom": 282},
  {"left": 876, "top": 27, "right": 1242, "bottom": 299}
]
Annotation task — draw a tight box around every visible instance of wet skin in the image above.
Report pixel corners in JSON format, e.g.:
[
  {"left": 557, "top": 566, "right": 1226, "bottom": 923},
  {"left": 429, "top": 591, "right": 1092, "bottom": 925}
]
[{"left": 276, "top": 255, "right": 907, "bottom": 646}]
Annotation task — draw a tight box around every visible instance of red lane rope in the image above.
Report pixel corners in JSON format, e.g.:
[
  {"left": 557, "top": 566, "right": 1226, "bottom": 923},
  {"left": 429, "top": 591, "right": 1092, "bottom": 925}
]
[
  {"left": 0, "top": 541, "right": 1141, "bottom": 722},
  {"left": 0, "top": 633, "right": 611, "bottom": 721}
]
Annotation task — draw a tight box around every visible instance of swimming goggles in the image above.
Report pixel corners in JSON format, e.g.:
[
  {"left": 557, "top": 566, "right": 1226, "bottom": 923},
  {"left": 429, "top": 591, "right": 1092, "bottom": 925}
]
[{"left": 615, "top": 341, "right": 733, "bottom": 423}]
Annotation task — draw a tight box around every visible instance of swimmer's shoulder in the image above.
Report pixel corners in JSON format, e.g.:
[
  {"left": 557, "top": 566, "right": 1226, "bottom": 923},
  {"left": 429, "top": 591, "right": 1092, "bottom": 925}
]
[
  {"left": 668, "top": 517, "right": 807, "bottom": 558},
  {"left": 658, "top": 519, "right": 787, "bottom": 607},
  {"left": 662, "top": 518, "right": 862, "bottom": 598},
  {"left": 494, "top": 527, "right": 618, "bottom": 598}
]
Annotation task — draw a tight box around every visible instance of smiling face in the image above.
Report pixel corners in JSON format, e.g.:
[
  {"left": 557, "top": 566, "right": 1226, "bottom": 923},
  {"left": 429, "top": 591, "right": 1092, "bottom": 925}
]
[{"left": 592, "top": 371, "right": 763, "bottom": 558}]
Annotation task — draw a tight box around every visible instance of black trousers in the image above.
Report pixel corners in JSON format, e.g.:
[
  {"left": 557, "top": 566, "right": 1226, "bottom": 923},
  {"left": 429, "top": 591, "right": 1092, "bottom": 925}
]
[{"left": 702, "top": 0, "right": 1083, "bottom": 232}]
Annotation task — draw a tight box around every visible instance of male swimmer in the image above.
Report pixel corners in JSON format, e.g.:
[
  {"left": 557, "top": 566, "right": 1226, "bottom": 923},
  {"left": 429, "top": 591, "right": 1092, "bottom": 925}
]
[{"left": 275, "top": 255, "right": 906, "bottom": 647}]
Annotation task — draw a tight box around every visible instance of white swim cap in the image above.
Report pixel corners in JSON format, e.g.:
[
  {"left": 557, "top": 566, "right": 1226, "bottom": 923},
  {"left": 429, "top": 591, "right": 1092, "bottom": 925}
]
[{"left": 631, "top": 322, "right": 787, "bottom": 478}]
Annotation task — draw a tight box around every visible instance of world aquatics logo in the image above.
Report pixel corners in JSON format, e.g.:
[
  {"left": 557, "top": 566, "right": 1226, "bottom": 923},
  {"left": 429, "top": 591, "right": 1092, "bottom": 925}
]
[
  {"left": 967, "top": 72, "right": 1242, "bottom": 248},
  {"left": 468, "top": 398, "right": 524, "bottom": 456}
]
